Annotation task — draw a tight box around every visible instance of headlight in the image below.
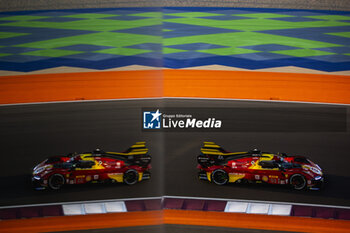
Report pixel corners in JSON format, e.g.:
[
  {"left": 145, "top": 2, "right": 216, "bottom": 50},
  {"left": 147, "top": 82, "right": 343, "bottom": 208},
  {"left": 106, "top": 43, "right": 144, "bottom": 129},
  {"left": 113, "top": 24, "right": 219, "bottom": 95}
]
[
  {"left": 310, "top": 167, "right": 322, "bottom": 175},
  {"left": 33, "top": 175, "right": 41, "bottom": 180},
  {"left": 314, "top": 176, "right": 322, "bottom": 181},
  {"left": 33, "top": 166, "right": 45, "bottom": 175}
]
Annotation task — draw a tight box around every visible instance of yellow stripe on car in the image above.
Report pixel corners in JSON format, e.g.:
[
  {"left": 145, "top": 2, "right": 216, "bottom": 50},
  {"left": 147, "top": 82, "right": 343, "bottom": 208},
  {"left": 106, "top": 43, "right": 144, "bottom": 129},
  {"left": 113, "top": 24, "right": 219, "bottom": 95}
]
[
  {"left": 207, "top": 172, "right": 212, "bottom": 182},
  {"left": 229, "top": 173, "right": 246, "bottom": 183},
  {"left": 107, "top": 173, "right": 123, "bottom": 182},
  {"left": 138, "top": 172, "right": 143, "bottom": 182}
]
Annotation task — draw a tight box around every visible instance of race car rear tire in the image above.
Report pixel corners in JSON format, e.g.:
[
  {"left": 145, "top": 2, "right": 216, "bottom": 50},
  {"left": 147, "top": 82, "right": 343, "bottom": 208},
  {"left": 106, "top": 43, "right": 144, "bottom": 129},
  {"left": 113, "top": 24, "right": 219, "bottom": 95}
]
[
  {"left": 48, "top": 174, "right": 65, "bottom": 190},
  {"left": 123, "top": 169, "right": 139, "bottom": 185},
  {"left": 290, "top": 174, "right": 306, "bottom": 190},
  {"left": 211, "top": 169, "right": 229, "bottom": 185}
]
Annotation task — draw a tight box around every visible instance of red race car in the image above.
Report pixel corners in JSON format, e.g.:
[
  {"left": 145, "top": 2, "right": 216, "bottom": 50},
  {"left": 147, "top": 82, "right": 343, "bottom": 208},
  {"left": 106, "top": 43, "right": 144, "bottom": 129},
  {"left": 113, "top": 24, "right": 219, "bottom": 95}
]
[
  {"left": 32, "top": 142, "right": 151, "bottom": 190},
  {"left": 197, "top": 142, "right": 324, "bottom": 190}
]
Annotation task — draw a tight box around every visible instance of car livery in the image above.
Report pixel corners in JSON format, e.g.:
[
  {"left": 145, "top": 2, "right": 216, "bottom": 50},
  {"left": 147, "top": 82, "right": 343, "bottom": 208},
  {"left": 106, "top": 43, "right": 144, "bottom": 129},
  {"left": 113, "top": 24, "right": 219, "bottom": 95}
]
[
  {"left": 32, "top": 142, "right": 151, "bottom": 190},
  {"left": 197, "top": 142, "right": 324, "bottom": 190}
]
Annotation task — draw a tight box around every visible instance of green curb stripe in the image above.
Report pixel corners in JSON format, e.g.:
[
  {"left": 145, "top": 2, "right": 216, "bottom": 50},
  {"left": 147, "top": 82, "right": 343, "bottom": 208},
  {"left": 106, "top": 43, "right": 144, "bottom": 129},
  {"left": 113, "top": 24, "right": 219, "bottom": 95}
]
[
  {"left": 95, "top": 47, "right": 151, "bottom": 56},
  {"left": 22, "top": 49, "right": 82, "bottom": 57},
  {"left": 272, "top": 49, "right": 336, "bottom": 57}
]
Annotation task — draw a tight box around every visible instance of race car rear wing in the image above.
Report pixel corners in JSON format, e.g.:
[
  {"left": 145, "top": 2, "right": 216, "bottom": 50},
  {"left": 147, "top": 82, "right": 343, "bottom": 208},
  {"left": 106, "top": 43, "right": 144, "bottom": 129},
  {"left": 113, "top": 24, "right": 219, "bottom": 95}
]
[
  {"left": 123, "top": 141, "right": 149, "bottom": 155},
  {"left": 107, "top": 142, "right": 149, "bottom": 156},
  {"left": 106, "top": 142, "right": 151, "bottom": 167},
  {"left": 200, "top": 142, "right": 245, "bottom": 156},
  {"left": 198, "top": 142, "right": 249, "bottom": 167}
]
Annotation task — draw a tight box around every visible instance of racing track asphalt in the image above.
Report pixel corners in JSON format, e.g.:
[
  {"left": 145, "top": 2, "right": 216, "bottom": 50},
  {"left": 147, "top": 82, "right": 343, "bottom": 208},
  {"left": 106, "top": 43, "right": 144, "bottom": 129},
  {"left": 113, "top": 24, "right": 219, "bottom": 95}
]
[{"left": 0, "top": 99, "right": 349, "bottom": 207}]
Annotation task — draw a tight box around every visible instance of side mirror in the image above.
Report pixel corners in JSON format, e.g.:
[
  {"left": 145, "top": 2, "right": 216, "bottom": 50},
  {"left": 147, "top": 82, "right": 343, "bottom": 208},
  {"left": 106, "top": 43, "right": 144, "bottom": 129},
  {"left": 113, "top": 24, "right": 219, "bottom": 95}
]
[
  {"left": 69, "top": 163, "right": 76, "bottom": 171},
  {"left": 277, "top": 164, "right": 285, "bottom": 172}
]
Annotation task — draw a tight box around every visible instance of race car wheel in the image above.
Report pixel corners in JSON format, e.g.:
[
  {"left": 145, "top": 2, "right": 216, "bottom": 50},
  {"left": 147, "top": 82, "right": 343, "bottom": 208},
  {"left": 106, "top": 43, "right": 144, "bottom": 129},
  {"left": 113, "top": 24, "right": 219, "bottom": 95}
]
[
  {"left": 290, "top": 174, "right": 306, "bottom": 190},
  {"left": 48, "top": 174, "right": 65, "bottom": 190},
  {"left": 123, "top": 169, "right": 139, "bottom": 185},
  {"left": 211, "top": 169, "right": 229, "bottom": 185}
]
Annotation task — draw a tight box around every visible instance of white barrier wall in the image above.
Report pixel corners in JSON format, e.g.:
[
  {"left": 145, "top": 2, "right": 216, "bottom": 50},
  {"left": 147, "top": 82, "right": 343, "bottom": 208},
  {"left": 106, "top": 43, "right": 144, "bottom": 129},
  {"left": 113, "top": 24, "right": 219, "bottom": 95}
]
[
  {"left": 224, "top": 201, "right": 292, "bottom": 216},
  {"left": 63, "top": 201, "right": 127, "bottom": 215}
]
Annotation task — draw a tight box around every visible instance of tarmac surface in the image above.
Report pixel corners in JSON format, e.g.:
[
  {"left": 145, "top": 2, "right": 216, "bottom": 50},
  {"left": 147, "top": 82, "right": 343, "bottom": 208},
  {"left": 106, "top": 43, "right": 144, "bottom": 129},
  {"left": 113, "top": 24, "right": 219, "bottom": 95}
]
[{"left": 0, "top": 99, "right": 349, "bottom": 207}]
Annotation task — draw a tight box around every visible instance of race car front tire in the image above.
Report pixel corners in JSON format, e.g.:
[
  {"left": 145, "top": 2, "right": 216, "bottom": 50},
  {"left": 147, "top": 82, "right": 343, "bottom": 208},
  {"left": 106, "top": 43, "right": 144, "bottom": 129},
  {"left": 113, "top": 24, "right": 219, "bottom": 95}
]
[
  {"left": 211, "top": 169, "right": 229, "bottom": 185},
  {"left": 48, "top": 174, "right": 65, "bottom": 190},
  {"left": 290, "top": 174, "right": 306, "bottom": 190},
  {"left": 123, "top": 169, "right": 139, "bottom": 185}
]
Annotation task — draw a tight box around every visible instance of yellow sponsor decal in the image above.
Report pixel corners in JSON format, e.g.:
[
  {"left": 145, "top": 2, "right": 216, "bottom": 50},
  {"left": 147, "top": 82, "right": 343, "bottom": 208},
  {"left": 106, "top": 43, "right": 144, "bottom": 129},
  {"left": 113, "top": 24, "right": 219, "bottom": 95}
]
[
  {"left": 77, "top": 156, "right": 105, "bottom": 170},
  {"left": 76, "top": 175, "right": 85, "bottom": 178},
  {"left": 262, "top": 176, "right": 268, "bottom": 182},
  {"left": 138, "top": 172, "right": 143, "bottom": 182},
  {"left": 248, "top": 154, "right": 278, "bottom": 170},
  {"left": 107, "top": 173, "right": 123, "bottom": 183},
  {"left": 229, "top": 173, "right": 245, "bottom": 183},
  {"left": 207, "top": 172, "right": 212, "bottom": 182}
]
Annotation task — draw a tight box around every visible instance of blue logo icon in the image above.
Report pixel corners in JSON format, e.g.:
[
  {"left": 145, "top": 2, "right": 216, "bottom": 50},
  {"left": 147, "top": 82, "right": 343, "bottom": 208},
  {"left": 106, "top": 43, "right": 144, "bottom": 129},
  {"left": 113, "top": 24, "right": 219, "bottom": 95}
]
[{"left": 143, "top": 109, "right": 162, "bottom": 129}]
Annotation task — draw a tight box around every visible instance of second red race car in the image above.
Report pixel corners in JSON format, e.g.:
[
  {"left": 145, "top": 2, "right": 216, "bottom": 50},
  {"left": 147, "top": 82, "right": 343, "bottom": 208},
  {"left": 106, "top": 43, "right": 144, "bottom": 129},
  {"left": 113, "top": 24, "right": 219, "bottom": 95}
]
[
  {"left": 197, "top": 142, "right": 324, "bottom": 190},
  {"left": 32, "top": 142, "right": 151, "bottom": 190}
]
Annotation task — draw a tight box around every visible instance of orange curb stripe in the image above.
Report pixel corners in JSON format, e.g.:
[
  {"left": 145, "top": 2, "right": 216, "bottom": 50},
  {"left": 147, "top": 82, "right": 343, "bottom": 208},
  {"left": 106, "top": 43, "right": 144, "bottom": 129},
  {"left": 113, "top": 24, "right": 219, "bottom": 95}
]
[
  {"left": 163, "top": 209, "right": 350, "bottom": 233},
  {"left": 0, "top": 70, "right": 162, "bottom": 105},
  {"left": 163, "top": 70, "right": 350, "bottom": 104},
  {"left": 1, "top": 210, "right": 350, "bottom": 233},
  {"left": 0, "top": 211, "right": 163, "bottom": 233},
  {"left": 0, "top": 69, "right": 349, "bottom": 105}
]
